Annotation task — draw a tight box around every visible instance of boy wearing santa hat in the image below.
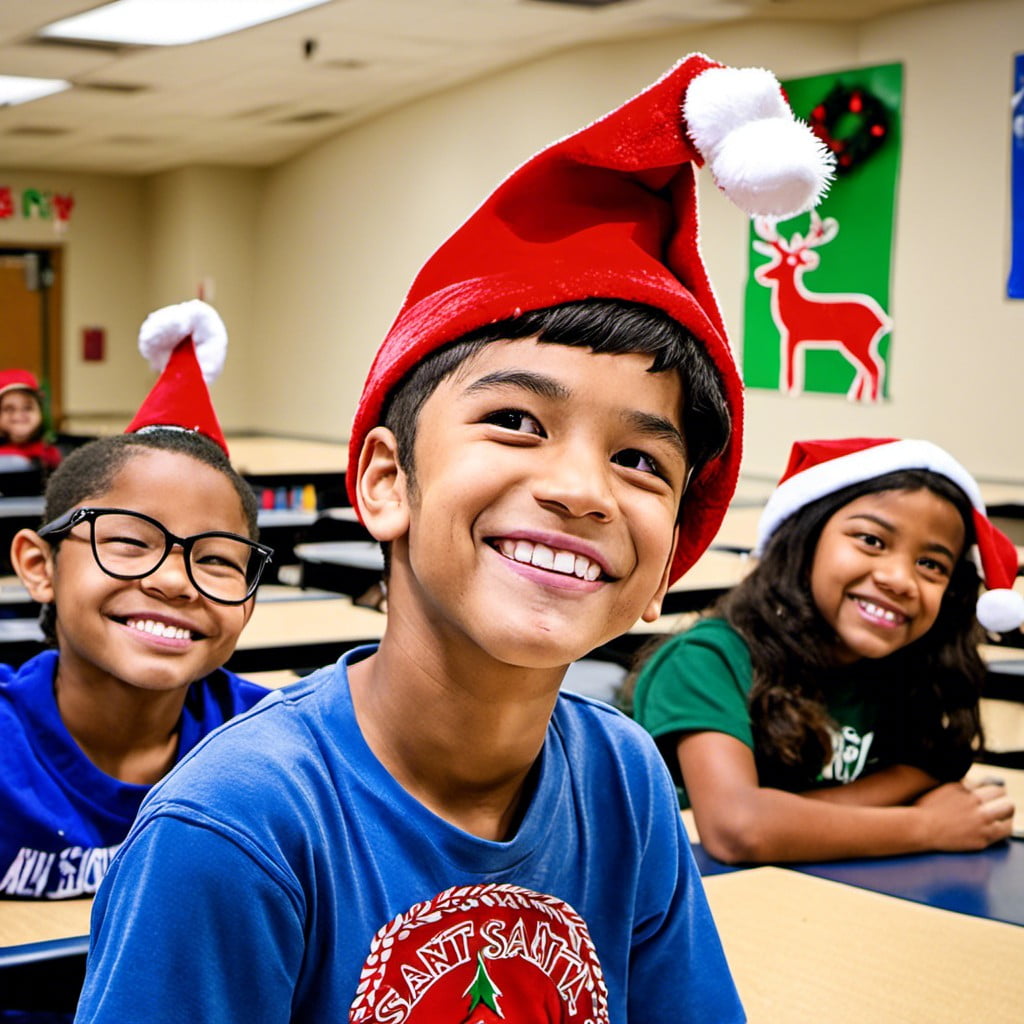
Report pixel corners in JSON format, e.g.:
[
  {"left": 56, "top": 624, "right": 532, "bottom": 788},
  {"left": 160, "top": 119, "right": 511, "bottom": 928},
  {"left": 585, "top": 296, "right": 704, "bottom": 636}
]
[
  {"left": 1, "top": 301, "right": 273, "bottom": 916},
  {"left": 76, "top": 55, "right": 832, "bottom": 1022}
]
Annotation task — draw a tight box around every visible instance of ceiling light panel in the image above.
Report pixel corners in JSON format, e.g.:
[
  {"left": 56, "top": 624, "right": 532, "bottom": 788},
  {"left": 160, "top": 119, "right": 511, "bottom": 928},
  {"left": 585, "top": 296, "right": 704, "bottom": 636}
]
[
  {"left": 38, "top": 0, "right": 334, "bottom": 47},
  {"left": 0, "top": 74, "right": 70, "bottom": 105}
]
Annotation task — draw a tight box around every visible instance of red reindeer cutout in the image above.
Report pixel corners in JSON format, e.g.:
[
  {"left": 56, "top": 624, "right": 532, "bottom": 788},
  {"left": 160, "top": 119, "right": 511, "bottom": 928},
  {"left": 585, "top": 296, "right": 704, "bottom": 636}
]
[{"left": 753, "top": 211, "right": 892, "bottom": 401}]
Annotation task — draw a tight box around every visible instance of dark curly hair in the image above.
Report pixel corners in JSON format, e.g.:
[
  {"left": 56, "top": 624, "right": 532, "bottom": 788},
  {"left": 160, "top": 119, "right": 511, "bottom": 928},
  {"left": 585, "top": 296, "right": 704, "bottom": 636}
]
[
  {"left": 715, "top": 469, "right": 984, "bottom": 788},
  {"left": 37, "top": 428, "right": 259, "bottom": 643}
]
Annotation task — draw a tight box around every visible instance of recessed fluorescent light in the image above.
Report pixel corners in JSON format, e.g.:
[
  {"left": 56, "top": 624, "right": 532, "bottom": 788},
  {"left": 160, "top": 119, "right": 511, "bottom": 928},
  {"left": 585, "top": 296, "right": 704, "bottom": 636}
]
[
  {"left": 38, "top": 0, "right": 333, "bottom": 47},
  {"left": 0, "top": 75, "right": 71, "bottom": 107}
]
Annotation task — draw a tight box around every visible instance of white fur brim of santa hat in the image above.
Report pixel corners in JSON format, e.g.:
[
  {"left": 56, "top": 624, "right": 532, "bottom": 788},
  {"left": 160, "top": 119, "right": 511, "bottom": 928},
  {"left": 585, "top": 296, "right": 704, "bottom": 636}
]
[{"left": 755, "top": 438, "right": 1024, "bottom": 633}]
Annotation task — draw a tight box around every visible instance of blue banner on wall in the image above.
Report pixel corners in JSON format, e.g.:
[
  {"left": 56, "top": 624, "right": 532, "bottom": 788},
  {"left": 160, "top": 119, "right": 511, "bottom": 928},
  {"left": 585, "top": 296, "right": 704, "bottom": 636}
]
[{"left": 1009, "top": 53, "right": 1024, "bottom": 299}]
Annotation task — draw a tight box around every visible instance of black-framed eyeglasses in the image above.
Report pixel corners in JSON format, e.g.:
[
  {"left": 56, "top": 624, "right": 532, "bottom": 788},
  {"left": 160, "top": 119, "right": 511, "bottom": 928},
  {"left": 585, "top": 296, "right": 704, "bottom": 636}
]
[{"left": 37, "top": 507, "right": 274, "bottom": 605}]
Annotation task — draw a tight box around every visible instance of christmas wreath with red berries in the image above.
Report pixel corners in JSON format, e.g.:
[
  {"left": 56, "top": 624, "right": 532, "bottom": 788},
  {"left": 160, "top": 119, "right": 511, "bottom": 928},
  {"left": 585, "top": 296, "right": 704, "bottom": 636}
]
[{"left": 808, "top": 83, "right": 889, "bottom": 175}]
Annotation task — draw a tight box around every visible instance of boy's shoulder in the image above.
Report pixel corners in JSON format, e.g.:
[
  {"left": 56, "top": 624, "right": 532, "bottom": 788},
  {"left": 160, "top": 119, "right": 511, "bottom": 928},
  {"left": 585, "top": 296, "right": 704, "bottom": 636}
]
[
  {"left": 143, "top": 663, "right": 673, "bottom": 829},
  {"left": 0, "top": 648, "right": 57, "bottom": 702},
  {"left": 551, "top": 688, "right": 676, "bottom": 782}
]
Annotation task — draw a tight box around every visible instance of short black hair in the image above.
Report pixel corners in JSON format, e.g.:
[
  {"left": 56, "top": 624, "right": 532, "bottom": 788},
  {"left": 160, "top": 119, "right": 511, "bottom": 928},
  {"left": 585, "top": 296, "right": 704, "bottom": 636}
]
[
  {"left": 37, "top": 429, "right": 259, "bottom": 643},
  {"left": 382, "top": 299, "right": 731, "bottom": 494}
]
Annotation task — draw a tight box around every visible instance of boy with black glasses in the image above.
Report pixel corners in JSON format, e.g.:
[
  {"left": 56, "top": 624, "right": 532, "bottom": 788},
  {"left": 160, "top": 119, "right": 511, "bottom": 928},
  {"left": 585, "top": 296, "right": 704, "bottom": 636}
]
[{"left": 0, "top": 300, "right": 273, "bottom": 909}]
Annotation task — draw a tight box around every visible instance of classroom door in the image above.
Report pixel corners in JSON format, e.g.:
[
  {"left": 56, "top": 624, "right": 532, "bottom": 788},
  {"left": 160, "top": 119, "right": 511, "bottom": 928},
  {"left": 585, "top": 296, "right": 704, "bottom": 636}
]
[{"left": 0, "top": 247, "right": 63, "bottom": 424}]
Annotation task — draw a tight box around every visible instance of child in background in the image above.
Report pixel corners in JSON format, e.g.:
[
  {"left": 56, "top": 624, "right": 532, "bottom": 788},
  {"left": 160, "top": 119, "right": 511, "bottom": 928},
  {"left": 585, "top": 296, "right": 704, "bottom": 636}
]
[
  {"left": 0, "top": 370, "right": 61, "bottom": 471},
  {"left": 75, "top": 54, "right": 832, "bottom": 1022},
  {"left": 0, "top": 300, "right": 273, "bottom": 908},
  {"left": 632, "top": 437, "right": 1021, "bottom": 864}
]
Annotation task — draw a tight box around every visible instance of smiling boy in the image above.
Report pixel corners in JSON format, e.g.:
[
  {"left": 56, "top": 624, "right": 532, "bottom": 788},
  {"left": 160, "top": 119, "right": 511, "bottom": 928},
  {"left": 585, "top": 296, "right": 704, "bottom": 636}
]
[{"left": 76, "top": 54, "right": 831, "bottom": 1022}]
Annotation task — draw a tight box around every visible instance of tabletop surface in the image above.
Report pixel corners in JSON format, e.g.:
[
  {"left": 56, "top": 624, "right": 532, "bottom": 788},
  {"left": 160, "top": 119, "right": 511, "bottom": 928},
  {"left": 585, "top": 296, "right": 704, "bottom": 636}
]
[
  {"left": 0, "top": 898, "right": 92, "bottom": 964},
  {"left": 694, "top": 828, "right": 1024, "bottom": 929},
  {"left": 703, "top": 865, "right": 1024, "bottom": 1023},
  {"left": 226, "top": 436, "right": 347, "bottom": 477}
]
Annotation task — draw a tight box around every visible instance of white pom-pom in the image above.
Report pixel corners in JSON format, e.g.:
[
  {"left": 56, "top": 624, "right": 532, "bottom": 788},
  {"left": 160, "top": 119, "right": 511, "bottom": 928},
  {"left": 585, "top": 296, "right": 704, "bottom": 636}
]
[
  {"left": 977, "top": 588, "right": 1024, "bottom": 634},
  {"left": 684, "top": 65, "right": 834, "bottom": 219},
  {"left": 138, "top": 299, "right": 227, "bottom": 384}
]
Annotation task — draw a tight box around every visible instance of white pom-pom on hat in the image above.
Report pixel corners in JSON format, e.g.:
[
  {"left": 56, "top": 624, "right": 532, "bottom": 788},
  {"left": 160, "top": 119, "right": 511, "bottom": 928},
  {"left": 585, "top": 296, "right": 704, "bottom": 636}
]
[
  {"left": 977, "top": 589, "right": 1024, "bottom": 634},
  {"left": 684, "top": 65, "right": 834, "bottom": 220},
  {"left": 971, "top": 508, "right": 1024, "bottom": 633},
  {"left": 138, "top": 298, "right": 227, "bottom": 384}
]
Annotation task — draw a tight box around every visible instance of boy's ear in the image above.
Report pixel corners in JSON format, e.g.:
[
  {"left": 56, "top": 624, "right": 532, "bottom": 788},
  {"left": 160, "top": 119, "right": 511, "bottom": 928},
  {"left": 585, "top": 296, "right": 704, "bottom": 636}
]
[
  {"left": 639, "top": 525, "right": 679, "bottom": 624},
  {"left": 355, "top": 426, "right": 410, "bottom": 543},
  {"left": 10, "top": 529, "right": 57, "bottom": 604}
]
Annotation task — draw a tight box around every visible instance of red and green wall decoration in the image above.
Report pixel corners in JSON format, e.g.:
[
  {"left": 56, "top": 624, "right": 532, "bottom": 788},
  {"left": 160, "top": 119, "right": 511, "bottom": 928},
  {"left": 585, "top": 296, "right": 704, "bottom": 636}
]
[
  {"left": 0, "top": 185, "right": 74, "bottom": 233},
  {"left": 742, "top": 63, "right": 903, "bottom": 402}
]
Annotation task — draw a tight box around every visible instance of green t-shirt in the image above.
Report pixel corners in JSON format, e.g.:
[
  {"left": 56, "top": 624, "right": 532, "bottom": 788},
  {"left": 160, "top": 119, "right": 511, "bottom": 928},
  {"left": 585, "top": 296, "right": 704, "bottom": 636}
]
[{"left": 632, "top": 618, "right": 897, "bottom": 805}]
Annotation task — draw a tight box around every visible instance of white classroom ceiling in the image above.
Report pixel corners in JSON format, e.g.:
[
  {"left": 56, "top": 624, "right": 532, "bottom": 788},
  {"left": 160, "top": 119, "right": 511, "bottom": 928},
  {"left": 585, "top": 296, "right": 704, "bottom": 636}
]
[{"left": 1, "top": 0, "right": 954, "bottom": 176}]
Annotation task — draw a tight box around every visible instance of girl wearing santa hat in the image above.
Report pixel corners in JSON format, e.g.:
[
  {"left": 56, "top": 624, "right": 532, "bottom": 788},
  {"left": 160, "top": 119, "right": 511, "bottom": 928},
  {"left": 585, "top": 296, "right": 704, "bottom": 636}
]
[
  {"left": 0, "top": 368, "right": 62, "bottom": 472},
  {"left": 0, "top": 300, "right": 273, "bottom": 905},
  {"left": 632, "top": 437, "right": 1021, "bottom": 864}
]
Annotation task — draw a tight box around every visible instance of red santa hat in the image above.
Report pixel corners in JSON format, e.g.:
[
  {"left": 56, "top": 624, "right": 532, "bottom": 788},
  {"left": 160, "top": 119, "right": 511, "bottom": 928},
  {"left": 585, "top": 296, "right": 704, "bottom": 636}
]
[
  {"left": 755, "top": 437, "right": 1024, "bottom": 633},
  {"left": 0, "top": 369, "right": 42, "bottom": 399},
  {"left": 124, "top": 299, "right": 229, "bottom": 455},
  {"left": 347, "top": 53, "right": 834, "bottom": 584}
]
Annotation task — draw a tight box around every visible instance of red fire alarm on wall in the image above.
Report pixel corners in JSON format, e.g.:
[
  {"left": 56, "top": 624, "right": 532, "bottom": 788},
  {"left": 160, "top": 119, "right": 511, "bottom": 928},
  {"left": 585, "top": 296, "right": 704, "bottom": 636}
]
[{"left": 82, "top": 327, "right": 105, "bottom": 361}]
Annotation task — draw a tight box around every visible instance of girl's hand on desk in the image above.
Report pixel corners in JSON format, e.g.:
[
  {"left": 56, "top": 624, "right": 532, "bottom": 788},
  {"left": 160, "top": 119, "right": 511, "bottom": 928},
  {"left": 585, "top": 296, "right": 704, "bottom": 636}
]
[{"left": 913, "top": 780, "right": 1014, "bottom": 851}]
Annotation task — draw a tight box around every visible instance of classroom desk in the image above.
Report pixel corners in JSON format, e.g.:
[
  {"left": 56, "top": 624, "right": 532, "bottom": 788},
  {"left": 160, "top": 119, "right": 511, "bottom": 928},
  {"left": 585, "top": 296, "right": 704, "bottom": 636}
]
[
  {"left": 0, "top": 898, "right": 91, "bottom": 1014},
  {"left": 229, "top": 436, "right": 348, "bottom": 510},
  {"left": 0, "top": 588, "right": 382, "bottom": 672},
  {"left": 694, "top": 838, "right": 1024, "bottom": 927},
  {"left": 58, "top": 423, "right": 348, "bottom": 473},
  {"left": 690, "top": 757, "right": 1024, "bottom": 929},
  {"left": 663, "top": 549, "right": 752, "bottom": 612},
  {"left": 0, "top": 496, "right": 44, "bottom": 519},
  {"left": 703, "top": 866, "right": 1024, "bottom": 1024},
  {"left": 226, "top": 594, "right": 385, "bottom": 673},
  {"left": 708, "top": 504, "right": 763, "bottom": 554},
  {"left": 226, "top": 436, "right": 346, "bottom": 477},
  {"left": 979, "top": 481, "right": 1024, "bottom": 517},
  {"left": 292, "top": 539, "right": 383, "bottom": 598},
  {"left": 294, "top": 540, "right": 383, "bottom": 572}
]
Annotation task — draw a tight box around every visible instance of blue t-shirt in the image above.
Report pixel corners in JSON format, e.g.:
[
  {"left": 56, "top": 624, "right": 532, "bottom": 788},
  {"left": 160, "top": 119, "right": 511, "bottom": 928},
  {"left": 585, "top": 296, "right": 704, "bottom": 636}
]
[
  {"left": 0, "top": 649, "right": 269, "bottom": 901},
  {"left": 75, "top": 646, "right": 744, "bottom": 1023}
]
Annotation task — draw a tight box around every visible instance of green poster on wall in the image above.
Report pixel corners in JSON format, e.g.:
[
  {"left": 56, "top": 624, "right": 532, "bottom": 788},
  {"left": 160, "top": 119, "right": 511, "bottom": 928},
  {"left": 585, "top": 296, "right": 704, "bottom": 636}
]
[{"left": 742, "top": 63, "right": 903, "bottom": 401}]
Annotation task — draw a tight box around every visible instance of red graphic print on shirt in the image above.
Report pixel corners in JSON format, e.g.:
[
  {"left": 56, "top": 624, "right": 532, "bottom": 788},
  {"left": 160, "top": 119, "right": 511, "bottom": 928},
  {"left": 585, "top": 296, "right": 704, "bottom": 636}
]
[{"left": 349, "top": 883, "right": 610, "bottom": 1023}]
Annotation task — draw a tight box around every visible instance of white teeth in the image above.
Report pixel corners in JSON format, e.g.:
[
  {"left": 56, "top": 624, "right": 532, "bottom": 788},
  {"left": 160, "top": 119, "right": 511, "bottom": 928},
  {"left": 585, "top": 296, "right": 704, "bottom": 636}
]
[
  {"left": 532, "top": 544, "right": 555, "bottom": 570},
  {"left": 496, "top": 539, "right": 603, "bottom": 581},
  {"left": 857, "top": 599, "right": 899, "bottom": 623},
  {"left": 126, "top": 618, "right": 192, "bottom": 640},
  {"left": 553, "top": 551, "right": 575, "bottom": 574}
]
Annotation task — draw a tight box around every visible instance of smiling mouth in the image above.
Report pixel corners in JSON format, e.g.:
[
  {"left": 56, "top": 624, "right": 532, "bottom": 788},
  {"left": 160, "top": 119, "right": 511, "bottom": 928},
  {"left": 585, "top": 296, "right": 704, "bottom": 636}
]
[
  {"left": 852, "top": 597, "right": 907, "bottom": 626},
  {"left": 120, "top": 617, "right": 202, "bottom": 641},
  {"left": 492, "top": 538, "right": 606, "bottom": 582}
]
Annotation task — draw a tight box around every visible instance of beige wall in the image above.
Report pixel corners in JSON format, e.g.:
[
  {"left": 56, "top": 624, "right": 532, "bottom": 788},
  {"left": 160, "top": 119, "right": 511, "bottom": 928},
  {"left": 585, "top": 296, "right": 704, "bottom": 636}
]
[
  {"left": 248, "top": 0, "right": 1024, "bottom": 482},
  {"left": 732, "top": 0, "right": 1024, "bottom": 481},
  {"left": 0, "top": 164, "right": 262, "bottom": 427},
  {"left": 2, "top": 0, "right": 1021, "bottom": 483},
  {"left": 247, "top": 19, "right": 854, "bottom": 444},
  {"left": 145, "top": 166, "right": 265, "bottom": 428},
  {"left": 0, "top": 168, "right": 151, "bottom": 415}
]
